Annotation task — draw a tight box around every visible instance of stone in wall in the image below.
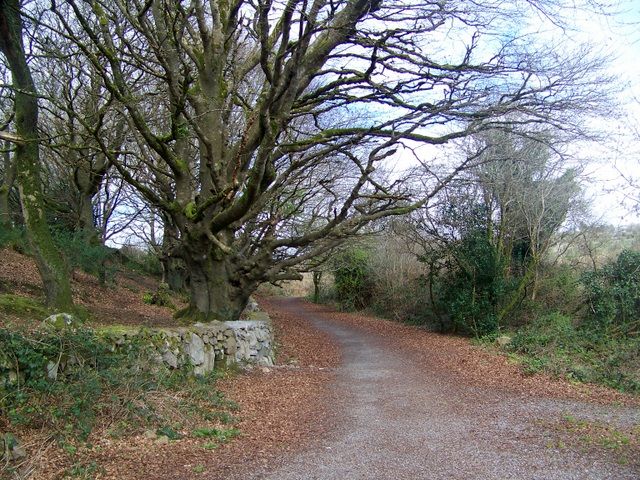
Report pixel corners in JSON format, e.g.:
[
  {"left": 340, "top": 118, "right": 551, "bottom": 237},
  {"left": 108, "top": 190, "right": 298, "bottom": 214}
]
[
  {"left": 99, "top": 314, "right": 275, "bottom": 373},
  {"left": 225, "top": 319, "right": 274, "bottom": 367}
]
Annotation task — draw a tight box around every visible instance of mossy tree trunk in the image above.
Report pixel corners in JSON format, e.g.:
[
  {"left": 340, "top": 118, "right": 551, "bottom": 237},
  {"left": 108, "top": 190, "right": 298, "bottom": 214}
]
[
  {"left": 177, "top": 234, "right": 255, "bottom": 322},
  {"left": 159, "top": 221, "right": 188, "bottom": 292},
  {"left": 312, "top": 271, "right": 323, "bottom": 303},
  {"left": 0, "top": 0, "right": 74, "bottom": 310},
  {"left": 0, "top": 141, "right": 16, "bottom": 229}
]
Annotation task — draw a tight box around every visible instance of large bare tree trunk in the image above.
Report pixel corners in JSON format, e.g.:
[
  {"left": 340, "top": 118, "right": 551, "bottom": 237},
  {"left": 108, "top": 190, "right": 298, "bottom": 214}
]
[
  {"left": 180, "top": 252, "right": 252, "bottom": 322},
  {"left": 171, "top": 232, "right": 256, "bottom": 322},
  {"left": 0, "top": 0, "right": 73, "bottom": 310},
  {"left": 159, "top": 220, "right": 187, "bottom": 292}
]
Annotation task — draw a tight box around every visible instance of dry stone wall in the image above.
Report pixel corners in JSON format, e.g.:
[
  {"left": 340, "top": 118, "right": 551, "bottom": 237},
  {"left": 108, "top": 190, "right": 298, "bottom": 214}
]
[
  {"left": 103, "top": 316, "right": 275, "bottom": 375},
  {"left": 1, "top": 304, "right": 275, "bottom": 391}
]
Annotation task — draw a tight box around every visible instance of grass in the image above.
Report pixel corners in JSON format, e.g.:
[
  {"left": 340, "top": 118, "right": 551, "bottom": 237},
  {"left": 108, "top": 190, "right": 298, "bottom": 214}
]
[
  {"left": 192, "top": 427, "right": 240, "bottom": 441},
  {"left": 0, "top": 325, "right": 240, "bottom": 453},
  {"left": 538, "top": 413, "right": 639, "bottom": 467},
  {"left": 557, "top": 414, "right": 638, "bottom": 463},
  {"left": 64, "top": 461, "right": 105, "bottom": 479}
]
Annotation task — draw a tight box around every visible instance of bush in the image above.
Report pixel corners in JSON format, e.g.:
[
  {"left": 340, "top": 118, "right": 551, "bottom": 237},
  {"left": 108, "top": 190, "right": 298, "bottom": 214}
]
[
  {"left": 534, "top": 265, "right": 583, "bottom": 318},
  {"left": 52, "top": 229, "right": 115, "bottom": 280},
  {"left": 438, "top": 231, "right": 509, "bottom": 336},
  {"left": 333, "top": 247, "right": 374, "bottom": 310},
  {"left": 0, "top": 226, "right": 26, "bottom": 252},
  {"left": 119, "top": 245, "right": 163, "bottom": 277},
  {"left": 509, "top": 311, "right": 639, "bottom": 393},
  {"left": 1, "top": 326, "right": 132, "bottom": 440},
  {"left": 511, "top": 312, "right": 577, "bottom": 355},
  {"left": 142, "top": 283, "right": 175, "bottom": 309},
  {"left": 581, "top": 250, "right": 640, "bottom": 335}
]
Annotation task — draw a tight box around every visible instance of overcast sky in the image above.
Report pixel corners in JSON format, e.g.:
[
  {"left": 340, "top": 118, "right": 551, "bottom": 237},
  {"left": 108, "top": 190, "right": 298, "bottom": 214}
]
[
  {"left": 567, "top": 0, "right": 640, "bottom": 224},
  {"left": 402, "top": 1, "right": 640, "bottom": 226}
]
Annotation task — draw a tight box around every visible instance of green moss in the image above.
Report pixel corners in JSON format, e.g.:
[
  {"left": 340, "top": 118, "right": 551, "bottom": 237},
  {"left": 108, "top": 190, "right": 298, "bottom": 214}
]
[
  {"left": 219, "top": 79, "right": 228, "bottom": 100},
  {"left": 175, "top": 157, "right": 189, "bottom": 172},
  {"left": 184, "top": 201, "right": 197, "bottom": 220},
  {"left": 174, "top": 306, "right": 220, "bottom": 325},
  {"left": 0, "top": 294, "right": 51, "bottom": 318},
  {"left": 242, "top": 311, "right": 270, "bottom": 322},
  {"left": 168, "top": 201, "right": 182, "bottom": 214},
  {"left": 95, "top": 325, "right": 140, "bottom": 336}
]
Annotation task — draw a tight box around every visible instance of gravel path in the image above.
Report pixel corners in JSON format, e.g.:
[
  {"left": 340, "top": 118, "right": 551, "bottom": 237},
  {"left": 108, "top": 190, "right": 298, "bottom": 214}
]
[{"left": 254, "top": 297, "right": 639, "bottom": 480}]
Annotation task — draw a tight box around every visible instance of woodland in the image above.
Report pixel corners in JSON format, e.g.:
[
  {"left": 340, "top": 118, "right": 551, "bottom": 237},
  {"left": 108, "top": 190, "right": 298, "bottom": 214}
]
[{"left": 0, "top": 0, "right": 639, "bottom": 476}]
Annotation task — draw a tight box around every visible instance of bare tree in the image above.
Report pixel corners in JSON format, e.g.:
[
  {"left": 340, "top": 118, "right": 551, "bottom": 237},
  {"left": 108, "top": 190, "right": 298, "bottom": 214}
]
[
  {"left": 34, "top": 0, "right": 611, "bottom": 320},
  {"left": 406, "top": 129, "right": 585, "bottom": 330}
]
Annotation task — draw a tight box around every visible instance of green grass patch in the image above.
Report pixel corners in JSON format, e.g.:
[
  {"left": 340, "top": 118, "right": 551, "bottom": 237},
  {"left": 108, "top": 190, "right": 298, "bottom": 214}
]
[{"left": 192, "top": 427, "right": 239, "bottom": 442}]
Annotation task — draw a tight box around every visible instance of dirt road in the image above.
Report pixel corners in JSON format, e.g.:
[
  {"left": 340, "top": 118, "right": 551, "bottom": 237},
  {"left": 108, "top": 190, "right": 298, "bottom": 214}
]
[{"left": 252, "top": 298, "right": 639, "bottom": 480}]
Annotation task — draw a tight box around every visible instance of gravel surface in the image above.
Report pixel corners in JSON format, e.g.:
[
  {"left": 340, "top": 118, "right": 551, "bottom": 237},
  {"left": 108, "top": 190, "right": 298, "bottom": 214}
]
[{"left": 252, "top": 298, "right": 640, "bottom": 480}]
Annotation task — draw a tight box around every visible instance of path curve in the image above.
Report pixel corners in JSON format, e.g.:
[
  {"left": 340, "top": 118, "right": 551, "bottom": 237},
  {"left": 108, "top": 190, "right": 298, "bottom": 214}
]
[{"left": 250, "top": 297, "right": 639, "bottom": 480}]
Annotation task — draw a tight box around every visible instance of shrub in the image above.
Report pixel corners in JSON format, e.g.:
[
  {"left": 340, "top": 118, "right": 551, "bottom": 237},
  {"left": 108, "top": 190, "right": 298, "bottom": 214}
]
[
  {"left": 142, "top": 283, "right": 175, "bottom": 309},
  {"left": 0, "top": 226, "right": 26, "bottom": 252},
  {"left": 0, "top": 324, "right": 231, "bottom": 444},
  {"left": 438, "top": 231, "right": 509, "bottom": 336},
  {"left": 333, "top": 247, "right": 374, "bottom": 310},
  {"left": 581, "top": 249, "right": 640, "bottom": 335},
  {"left": 52, "top": 229, "right": 115, "bottom": 280},
  {"left": 511, "top": 312, "right": 577, "bottom": 355},
  {"left": 119, "top": 245, "right": 163, "bottom": 277},
  {"left": 510, "top": 311, "right": 639, "bottom": 393}
]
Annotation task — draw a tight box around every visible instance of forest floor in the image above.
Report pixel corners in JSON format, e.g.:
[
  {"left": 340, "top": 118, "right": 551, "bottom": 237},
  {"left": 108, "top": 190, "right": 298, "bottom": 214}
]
[
  {"left": 0, "top": 247, "right": 181, "bottom": 328},
  {"left": 1, "top": 249, "right": 639, "bottom": 478}
]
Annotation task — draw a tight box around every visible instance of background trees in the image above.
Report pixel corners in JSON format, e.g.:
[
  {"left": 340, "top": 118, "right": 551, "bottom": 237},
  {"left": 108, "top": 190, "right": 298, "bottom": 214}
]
[{"left": 47, "top": 0, "right": 613, "bottom": 320}]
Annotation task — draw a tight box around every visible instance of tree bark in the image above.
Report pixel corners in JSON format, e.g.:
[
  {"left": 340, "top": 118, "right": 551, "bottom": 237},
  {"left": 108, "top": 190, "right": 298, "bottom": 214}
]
[
  {"left": 162, "top": 256, "right": 187, "bottom": 292},
  {"left": 312, "top": 271, "right": 323, "bottom": 303},
  {"left": 0, "top": 0, "right": 73, "bottom": 310},
  {"left": 178, "top": 251, "right": 252, "bottom": 322},
  {"left": 0, "top": 141, "right": 16, "bottom": 229}
]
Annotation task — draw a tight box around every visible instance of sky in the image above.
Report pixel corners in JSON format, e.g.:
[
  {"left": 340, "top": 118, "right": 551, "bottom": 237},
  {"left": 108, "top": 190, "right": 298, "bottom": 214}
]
[
  {"left": 391, "top": 0, "right": 640, "bottom": 227},
  {"left": 562, "top": 1, "right": 640, "bottom": 224}
]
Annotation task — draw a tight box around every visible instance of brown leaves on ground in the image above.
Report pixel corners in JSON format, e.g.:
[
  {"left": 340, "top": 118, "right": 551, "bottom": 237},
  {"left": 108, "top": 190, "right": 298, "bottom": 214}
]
[
  {"left": 7, "top": 295, "right": 340, "bottom": 480},
  {"left": 0, "top": 248, "right": 180, "bottom": 328}
]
